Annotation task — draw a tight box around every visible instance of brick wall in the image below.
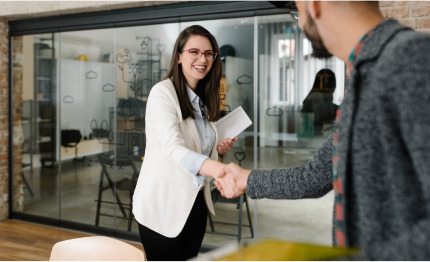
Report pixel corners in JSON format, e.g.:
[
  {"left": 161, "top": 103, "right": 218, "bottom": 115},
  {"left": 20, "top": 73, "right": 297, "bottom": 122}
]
[
  {"left": 0, "top": 18, "right": 8, "bottom": 221},
  {"left": 380, "top": 1, "right": 430, "bottom": 34},
  {"left": 0, "top": 19, "right": 24, "bottom": 222}
]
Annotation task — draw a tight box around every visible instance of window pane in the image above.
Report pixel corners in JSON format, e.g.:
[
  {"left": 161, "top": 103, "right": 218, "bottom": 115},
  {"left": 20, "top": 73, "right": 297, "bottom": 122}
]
[
  {"left": 257, "top": 14, "right": 345, "bottom": 246},
  {"left": 115, "top": 23, "right": 179, "bottom": 232},
  {"left": 59, "top": 28, "right": 115, "bottom": 228}
]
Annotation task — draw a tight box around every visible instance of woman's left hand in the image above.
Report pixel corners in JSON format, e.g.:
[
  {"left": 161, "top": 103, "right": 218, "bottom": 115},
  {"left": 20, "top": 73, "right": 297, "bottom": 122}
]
[{"left": 217, "top": 137, "right": 238, "bottom": 155}]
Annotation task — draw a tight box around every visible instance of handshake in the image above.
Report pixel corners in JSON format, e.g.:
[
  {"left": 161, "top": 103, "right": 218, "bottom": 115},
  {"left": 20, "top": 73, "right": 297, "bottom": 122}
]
[{"left": 213, "top": 163, "right": 252, "bottom": 199}]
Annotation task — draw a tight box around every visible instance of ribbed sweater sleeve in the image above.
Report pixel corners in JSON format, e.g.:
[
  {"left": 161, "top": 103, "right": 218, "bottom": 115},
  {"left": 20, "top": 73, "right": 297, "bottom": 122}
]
[{"left": 246, "top": 133, "right": 334, "bottom": 200}]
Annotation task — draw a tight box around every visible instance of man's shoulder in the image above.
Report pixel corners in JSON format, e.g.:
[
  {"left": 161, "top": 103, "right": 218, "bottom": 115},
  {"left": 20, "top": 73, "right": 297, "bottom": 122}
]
[
  {"left": 368, "top": 29, "right": 430, "bottom": 80},
  {"left": 382, "top": 29, "right": 430, "bottom": 64}
]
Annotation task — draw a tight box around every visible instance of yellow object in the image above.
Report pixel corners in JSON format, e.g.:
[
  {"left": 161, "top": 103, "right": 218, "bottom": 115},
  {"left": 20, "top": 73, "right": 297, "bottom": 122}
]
[
  {"left": 142, "top": 157, "right": 144, "bottom": 161},
  {"left": 217, "top": 239, "right": 359, "bottom": 261},
  {"left": 77, "top": 54, "right": 88, "bottom": 61}
]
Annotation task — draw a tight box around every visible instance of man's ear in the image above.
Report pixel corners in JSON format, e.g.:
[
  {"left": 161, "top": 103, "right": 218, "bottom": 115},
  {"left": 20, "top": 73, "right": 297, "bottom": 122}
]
[{"left": 307, "top": 1, "right": 322, "bottom": 20}]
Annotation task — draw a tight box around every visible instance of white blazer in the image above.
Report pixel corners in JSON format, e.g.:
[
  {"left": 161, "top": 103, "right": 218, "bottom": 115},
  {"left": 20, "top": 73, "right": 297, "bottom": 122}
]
[{"left": 132, "top": 79, "right": 217, "bottom": 238}]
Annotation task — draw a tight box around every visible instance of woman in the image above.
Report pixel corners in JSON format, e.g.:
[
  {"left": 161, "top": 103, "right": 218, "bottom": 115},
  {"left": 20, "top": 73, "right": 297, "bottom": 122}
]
[
  {"left": 301, "top": 69, "right": 338, "bottom": 135},
  {"left": 132, "top": 25, "right": 237, "bottom": 261}
]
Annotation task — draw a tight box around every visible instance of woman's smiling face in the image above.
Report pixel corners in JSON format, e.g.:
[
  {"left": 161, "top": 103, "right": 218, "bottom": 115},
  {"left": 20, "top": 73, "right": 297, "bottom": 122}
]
[{"left": 178, "top": 35, "right": 214, "bottom": 89}]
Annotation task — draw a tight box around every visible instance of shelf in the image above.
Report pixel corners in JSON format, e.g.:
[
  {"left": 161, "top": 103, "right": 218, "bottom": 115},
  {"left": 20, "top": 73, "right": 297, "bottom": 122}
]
[
  {"left": 62, "top": 59, "right": 115, "bottom": 66},
  {"left": 37, "top": 119, "right": 51, "bottom": 123},
  {"left": 36, "top": 56, "right": 55, "bottom": 60},
  {"left": 22, "top": 163, "right": 32, "bottom": 168},
  {"left": 22, "top": 119, "right": 51, "bottom": 124},
  {"left": 31, "top": 39, "right": 57, "bottom": 167},
  {"left": 36, "top": 137, "right": 52, "bottom": 143}
]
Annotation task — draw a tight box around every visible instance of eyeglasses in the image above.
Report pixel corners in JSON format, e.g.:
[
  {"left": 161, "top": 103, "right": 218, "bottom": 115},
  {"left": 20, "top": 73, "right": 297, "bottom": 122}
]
[
  {"left": 182, "top": 49, "right": 218, "bottom": 61},
  {"left": 290, "top": 11, "right": 299, "bottom": 21}
]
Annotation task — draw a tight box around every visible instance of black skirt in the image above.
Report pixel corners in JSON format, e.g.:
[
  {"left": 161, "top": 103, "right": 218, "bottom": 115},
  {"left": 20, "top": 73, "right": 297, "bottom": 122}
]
[{"left": 137, "top": 190, "right": 208, "bottom": 261}]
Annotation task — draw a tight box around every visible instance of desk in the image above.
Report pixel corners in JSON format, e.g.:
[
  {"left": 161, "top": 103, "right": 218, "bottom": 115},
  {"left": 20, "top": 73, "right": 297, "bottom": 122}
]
[{"left": 60, "top": 139, "right": 111, "bottom": 160}]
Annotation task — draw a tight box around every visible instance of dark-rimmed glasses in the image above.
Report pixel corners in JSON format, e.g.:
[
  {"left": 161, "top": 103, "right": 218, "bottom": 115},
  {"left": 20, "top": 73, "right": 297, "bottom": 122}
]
[{"left": 182, "top": 49, "right": 218, "bottom": 61}]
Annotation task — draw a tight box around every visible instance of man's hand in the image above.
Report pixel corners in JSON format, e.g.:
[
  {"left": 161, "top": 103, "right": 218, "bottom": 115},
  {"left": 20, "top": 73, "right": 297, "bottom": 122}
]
[
  {"left": 215, "top": 174, "right": 241, "bottom": 199},
  {"left": 214, "top": 162, "right": 251, "bottom": 198}
]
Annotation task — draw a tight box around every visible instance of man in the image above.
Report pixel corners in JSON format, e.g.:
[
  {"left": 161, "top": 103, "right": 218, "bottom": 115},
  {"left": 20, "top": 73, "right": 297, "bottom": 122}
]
[{"left": 215, "top": 1, "right": 430, "bottom": 260}]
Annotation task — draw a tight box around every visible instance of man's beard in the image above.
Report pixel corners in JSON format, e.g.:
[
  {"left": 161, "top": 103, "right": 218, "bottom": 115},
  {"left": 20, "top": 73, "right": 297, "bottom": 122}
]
[{"left": 302, "top": 10, "right": 333, "bottom": 59}]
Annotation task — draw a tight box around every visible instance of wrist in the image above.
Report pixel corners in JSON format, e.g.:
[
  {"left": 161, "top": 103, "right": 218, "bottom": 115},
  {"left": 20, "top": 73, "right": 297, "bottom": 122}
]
[
  {"left": 238, "top": 169, "right": 251, "bottom": 191},
  {"left": 200, "top": 159, "right": 225, "bottom": 178}
]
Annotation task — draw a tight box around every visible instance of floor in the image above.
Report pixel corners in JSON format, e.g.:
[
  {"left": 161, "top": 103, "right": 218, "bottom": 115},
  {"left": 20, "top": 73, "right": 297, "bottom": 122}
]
[
  {"left": 19, "top": 142, "right": 334, "bottom": 249},
  {"left": 0, "top": 220, "right": 144, "bottom": 261}
]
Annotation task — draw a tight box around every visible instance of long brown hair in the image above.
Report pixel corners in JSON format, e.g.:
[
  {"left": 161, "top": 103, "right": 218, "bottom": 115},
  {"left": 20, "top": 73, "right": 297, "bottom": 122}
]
[{"left": 163, "top": 25, "right": 221, "bottom": 122}]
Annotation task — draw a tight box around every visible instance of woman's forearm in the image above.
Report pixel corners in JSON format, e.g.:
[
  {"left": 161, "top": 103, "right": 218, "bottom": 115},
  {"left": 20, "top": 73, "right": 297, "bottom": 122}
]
[{"left": 199, "top": 159, "right": 225, "bottom": 178}]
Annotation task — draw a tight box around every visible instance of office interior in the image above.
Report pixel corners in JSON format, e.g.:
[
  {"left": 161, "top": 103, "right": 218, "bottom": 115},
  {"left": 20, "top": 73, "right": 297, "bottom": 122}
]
[{"left": 11, "top": 7, "right": 346, "bottom": 250}]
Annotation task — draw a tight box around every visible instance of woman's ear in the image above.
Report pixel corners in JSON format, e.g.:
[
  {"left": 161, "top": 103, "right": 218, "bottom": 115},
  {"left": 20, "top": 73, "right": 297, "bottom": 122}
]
[{"left": 178, "top": 53, "right": 182, "bottom": 64}]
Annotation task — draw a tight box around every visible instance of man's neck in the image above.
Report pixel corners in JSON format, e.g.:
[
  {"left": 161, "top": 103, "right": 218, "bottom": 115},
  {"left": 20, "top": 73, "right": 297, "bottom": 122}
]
[{"left": 325, "top": 11, "right": 384, "bottom": 63}]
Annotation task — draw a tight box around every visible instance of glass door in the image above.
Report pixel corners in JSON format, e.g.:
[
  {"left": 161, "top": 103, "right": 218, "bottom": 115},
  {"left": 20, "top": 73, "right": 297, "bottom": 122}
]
[
  {"left": 59, "top": 28, "right": 116, "bottom": 229},
  {"left": 256, "top": 14, "right": 345, "bottom": 246}
]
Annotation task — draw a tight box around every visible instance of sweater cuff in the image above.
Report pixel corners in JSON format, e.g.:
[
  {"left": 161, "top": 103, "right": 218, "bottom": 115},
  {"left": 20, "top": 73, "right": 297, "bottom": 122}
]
[{"left": 246, "top": 169, "right": 269, "bottom": 199}]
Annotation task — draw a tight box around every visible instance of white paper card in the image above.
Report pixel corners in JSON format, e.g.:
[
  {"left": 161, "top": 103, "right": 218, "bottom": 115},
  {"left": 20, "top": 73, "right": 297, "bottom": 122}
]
[{"left": 216, "top": 106, "right": 252, "bottom": 144}]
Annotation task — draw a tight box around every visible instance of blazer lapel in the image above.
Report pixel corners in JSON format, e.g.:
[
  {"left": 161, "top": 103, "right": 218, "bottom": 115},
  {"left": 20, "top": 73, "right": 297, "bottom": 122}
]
[{"left": 185, "top": 118, "right": 202, "bottom": 154}]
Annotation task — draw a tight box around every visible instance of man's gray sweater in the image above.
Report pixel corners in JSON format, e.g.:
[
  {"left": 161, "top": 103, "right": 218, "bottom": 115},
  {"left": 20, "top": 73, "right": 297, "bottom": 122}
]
[{"left": 246, "top": 19, "right": 430, "bottom": 260}]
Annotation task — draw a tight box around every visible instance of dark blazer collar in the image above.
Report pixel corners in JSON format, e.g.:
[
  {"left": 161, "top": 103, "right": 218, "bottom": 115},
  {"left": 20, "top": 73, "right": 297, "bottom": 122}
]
[{"left": 354, "top": 19, "right": 410, "bottom": 65}]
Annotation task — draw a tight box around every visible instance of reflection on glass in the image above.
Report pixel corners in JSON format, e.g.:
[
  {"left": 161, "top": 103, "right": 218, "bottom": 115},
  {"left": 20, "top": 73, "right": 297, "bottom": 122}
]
[
  {"left": 115, "top": 23, "right": 179, "bottom": 232},
  {"left": 11, "top": 12, "right": 346, "bottom": 250},
  {"left": 59, "top": 29, "right": 115, "bottom": 229},
  {"left": 300, "top": 69, "right": 338, "bottom": 136},
  {"left": 257, "top": 14, "right": 345, "bottom": 246},
  {"left": 15, "top": 34, "right": 59, "bottom": 218}
]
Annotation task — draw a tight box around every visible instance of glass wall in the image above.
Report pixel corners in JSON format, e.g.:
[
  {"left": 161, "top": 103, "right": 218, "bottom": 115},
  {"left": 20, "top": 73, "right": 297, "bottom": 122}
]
[
  {"left": 59, "top": 28, "right": 116, "bottom": 229},
  {"left": 256, "top": 14, "right": 344, "bottom": 246},
  {"left": 16, "top": 33, "right": 60, "bottom": 219},
  {"left": 114, "top": 23, "right": 179, "bottom": 232},
  {"left": 12, "top": 13, "right": 344, "bottom": 248}
]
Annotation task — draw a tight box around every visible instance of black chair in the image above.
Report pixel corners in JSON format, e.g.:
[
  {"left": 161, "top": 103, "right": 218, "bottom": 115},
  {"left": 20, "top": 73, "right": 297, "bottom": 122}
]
[
  {"left": 61, "top": 130, "right": 85, "bottom": 161},
  {"left": 206, "top": 181, "right": 254, "bottom": 242},
  {"left": 95, "top": 153, "right": 139, "bottom": 231}
]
